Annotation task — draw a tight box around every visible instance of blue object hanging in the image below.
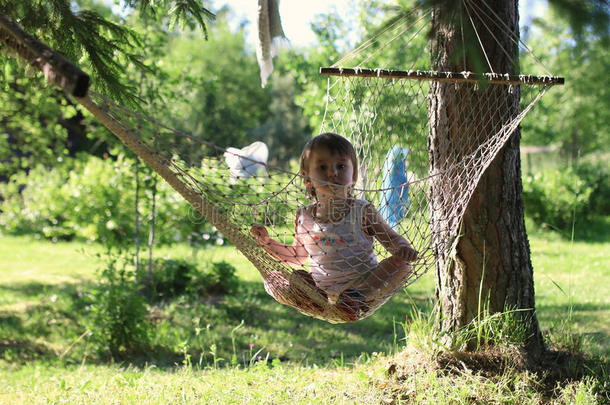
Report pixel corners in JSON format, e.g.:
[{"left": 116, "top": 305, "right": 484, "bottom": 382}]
[{"left": 379, "top": 146, "right": 409, "bottom": 229}]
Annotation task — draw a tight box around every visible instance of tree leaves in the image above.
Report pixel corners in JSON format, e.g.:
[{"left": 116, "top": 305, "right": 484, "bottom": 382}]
[{"left": 0, "top": 0, "right": 214, "bottom": 105}]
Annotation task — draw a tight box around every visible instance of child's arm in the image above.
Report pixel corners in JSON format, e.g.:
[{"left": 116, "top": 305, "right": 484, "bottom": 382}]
[
  {"left": 363, "top": 203, "right": 418, "bottom": 262},
  {"left": 250, "top": 225, "right": 308, "bottom": 267}
]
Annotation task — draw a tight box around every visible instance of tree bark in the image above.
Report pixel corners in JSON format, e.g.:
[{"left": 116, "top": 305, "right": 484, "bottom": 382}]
[{"left": 429, "top": 0, "right": 544, "bottom": 352}]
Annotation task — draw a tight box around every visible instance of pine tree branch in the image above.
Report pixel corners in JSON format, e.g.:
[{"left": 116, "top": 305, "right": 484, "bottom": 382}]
[
  {"left": 0, "top": 0, "right": 215, "bottom": 106},
  {"left": 0, "top": 13, "right": 90, "bottom": 97}
]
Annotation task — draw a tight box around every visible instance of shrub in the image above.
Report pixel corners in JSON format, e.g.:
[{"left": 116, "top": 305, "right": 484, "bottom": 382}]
[
  {"left": 139, "top": 258, "right": 196, "bottom": 301},
  {"left": 86, "top": 253, "right": 151, "bottom": 358},
  {"left": 572, "top": 159, "right": 610, "bottom": 216},
  {"left": 522, "top": 167, "right": 593, "bottom": 230},
  {"left": 188, "top": 260, "right": 240, "bottom": 296},
  {"left": 0, "top": 155, "right": 136, "bottom": 244},
  {"left": 0, "top": 154, "right": 224, "bottom": 247},
  {"left": 139, "top": 258, "right": 239, "bottom": 302}
]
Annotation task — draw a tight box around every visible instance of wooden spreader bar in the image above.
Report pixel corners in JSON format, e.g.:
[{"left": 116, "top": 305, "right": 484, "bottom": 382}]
[{"left": 320, "top": 67, "right": 564, "bottom": 86}]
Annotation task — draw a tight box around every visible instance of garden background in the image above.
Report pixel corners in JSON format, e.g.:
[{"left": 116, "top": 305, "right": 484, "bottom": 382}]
[{"left": 1, "top": 0, "right": 608, "bottom": 403}]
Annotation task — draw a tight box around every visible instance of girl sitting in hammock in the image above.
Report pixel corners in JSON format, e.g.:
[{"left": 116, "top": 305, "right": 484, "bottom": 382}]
[{"left": 251, "top": 132, "right": 417, "bottom": 317}]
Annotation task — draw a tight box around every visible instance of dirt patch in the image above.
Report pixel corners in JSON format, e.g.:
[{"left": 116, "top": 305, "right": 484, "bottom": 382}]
[{"left": 384, "top": 345, "right": 609, "bottom": 401}]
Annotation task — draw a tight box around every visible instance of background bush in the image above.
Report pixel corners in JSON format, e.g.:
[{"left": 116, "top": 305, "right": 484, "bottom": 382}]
[
  {"left": 86, "top": 253, "right": 151, "bottom": 358},
  {"left": 572, "top": 159, "right": 610, "bottom": 216},
  {"left": 522, "top": 159, "right": 607, "bottom": 230},
  {"left": 0, "top": 154, "right": 223, "bottom": 247},
  {"left": 187, "top": 260, "right": 240, "bottom": 296},
  {"left": 140, "top": 258, "right": 239, "bottom": 302}
]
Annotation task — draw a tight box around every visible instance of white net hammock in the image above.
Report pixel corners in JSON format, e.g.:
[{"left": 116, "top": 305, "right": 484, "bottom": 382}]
[
  {"left": 73, "top": 71, "right": 556, "bottom": 323},
  {"left": 0, "top": 3, "right": 563, "bottom": 323}
]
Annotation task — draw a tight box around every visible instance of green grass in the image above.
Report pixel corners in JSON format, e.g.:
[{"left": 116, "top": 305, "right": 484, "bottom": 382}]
[
  {"left": 529, "top": 233, "right": 610, "bottom": 357},
  {"left": 0, "top": 236, "right": 105, "bottom": 286},
  {"left": 1, "top": 228, "right": 608, "bottom": 403},
  {"left": 0, "top": 235, "right": 434, "bottom": 366},
  {"left": 1, "top": 357, "right": 602, "bottom": 404}
]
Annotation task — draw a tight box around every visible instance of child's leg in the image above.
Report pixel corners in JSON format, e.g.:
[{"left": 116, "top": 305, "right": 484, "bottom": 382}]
[
  {"left": 358, "top": 256, "right": 412, "bottom": 300},
  {"left": 265, "top": 270, "right": 325, "bottom": 309},
  {"left": 288, "top": 270, "right": 329, "bottom": 314},
  {"left": 263, "top": 270, "right": 295, "bottom": 307}
]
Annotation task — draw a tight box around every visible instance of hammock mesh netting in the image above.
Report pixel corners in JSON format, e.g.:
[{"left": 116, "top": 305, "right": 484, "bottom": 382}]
[
  {"left": 0, "top": 2, "right": 563, "bottom": 323},
  {"left": 74, "top": 72, "right": 553, "bottom": 323}
]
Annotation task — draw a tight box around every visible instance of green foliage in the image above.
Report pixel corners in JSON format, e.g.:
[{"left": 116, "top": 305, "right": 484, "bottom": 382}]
[
  {"left": 157, "top": 13, "right": 270, "bottom": 149},
  {"left": 0, "top": 82, "right": 67, "bottom": 179},
  {"left": 1, "top": 1, "right": 138, "bottom": 105},
  {"left": 521, "top": 8, "right": 609, "bottom": 158},
  {"left": 522, "top": 165, "right": 598, "bottom": 230},
  {"left": 186, "top": 260, "right": 239, "bottom": 297},
  {"left": 0, "top": 62, "right": 125, "bottom": 181},
  {"left": 0, "top": 0, "right": 214, "bottom": 106},
  {"left": 86, "top": 252, "right": 151, "bottom": 358},
  {"left": 132, "top": 9, "right": 314, "bottom": 167},
  {"left": 139, "top": 258, "right": 238, "bottom": 302},
  {"left": 1, "top": 155, "right": 136, "bottom": 244},
  {"left": 247, "top": 74, "right": 312, "bottom": 165},
  {"left": 123, "top": 0, "right": 215, "bottom": 37},
  {"left": 546, "top": 0, "right": 610, "bottom": 41},
  {"left": 0, "top": 154, "right": 222, "bottom": 246},
  {"left": 140, "top": 258, "right": 194, "bottom": 301},
  {"left": 572, "top": 157, "right": 610, "bottom": 216}
]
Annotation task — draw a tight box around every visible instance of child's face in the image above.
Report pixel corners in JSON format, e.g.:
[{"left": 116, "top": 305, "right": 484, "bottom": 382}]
[{"left": 303, "top": 146, "right": 355, "bottom": 200}]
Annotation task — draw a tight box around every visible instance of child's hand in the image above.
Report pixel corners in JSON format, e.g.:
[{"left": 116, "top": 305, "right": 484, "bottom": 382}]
[
  {"left": 250, "top": 225, "right": 270, "bottom": 244},
  {"left": 396, "top": 245, "right": 418, "bottom": 262}
]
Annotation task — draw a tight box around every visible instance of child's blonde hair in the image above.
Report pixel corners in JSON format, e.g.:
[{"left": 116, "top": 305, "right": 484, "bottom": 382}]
[{"left": 299, "top": 133, "right": 359, "bottom": 199}]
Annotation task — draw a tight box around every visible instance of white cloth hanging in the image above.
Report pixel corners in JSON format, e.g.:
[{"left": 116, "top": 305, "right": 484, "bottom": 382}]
[
  {"left": 257, "top": 0, "right": 286, "bottom": 87},
  {"left": 224, "top": 141, "right": 269, "bottom": 182}
]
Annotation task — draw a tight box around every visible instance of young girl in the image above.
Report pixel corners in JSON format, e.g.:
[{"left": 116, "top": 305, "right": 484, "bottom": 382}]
[{"left": 251, "top": 133, "right": 417, "bottom": 315}]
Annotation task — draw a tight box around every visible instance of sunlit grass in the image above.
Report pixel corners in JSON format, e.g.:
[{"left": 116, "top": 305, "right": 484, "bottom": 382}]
[
  {"left": 0, "top": 347, "right": 602, "bottom": 404},
  {"left": 0, "top": 225, "right": 608, "bottom": 403},
  {"left": 529, "top": 231, "right": 610, "bottom": 357},
  {"left": 0, "top": 236, "right": 104, "bottom": 285}
]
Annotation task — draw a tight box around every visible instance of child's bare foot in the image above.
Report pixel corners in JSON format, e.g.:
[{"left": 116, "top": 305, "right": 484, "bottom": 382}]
[{"left": 336, "top": 288, "right": 370, "bottom": 321}]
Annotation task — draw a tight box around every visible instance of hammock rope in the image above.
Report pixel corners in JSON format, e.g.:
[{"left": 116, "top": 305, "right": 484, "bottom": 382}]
[
  {"left": 69, "top": 73, "right": 553, "bottom": 324},
  {"left": 0, "top": 3, "right": 564, "bottom": 323}
]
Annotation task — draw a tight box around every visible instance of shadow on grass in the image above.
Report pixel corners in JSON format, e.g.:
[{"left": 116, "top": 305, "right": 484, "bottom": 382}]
[
  {"left": 536, "top": 302, "right": 610, "bottom": 357},
  {"left": 537, "top": 302, "right": 610, "bottom": 313},
  {"left": 0, "top": 278, "right": 433, "bottom": 369},
  {"left": 0, "top": 337, "right": 51, "bottom": 362},
  {"left": 0, "top": 281, "right": 91, "bottom": 362},
  {"left": 140, "top": 279, "right": 435, "bottom": 369}
]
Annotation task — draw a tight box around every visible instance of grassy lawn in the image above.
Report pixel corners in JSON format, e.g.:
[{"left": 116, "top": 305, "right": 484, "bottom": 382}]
[
  {"left": 1, "top": 228, "right": 608, "bottom": 403},
  {"left": 529, "top": 233, "right": 610, "bottom": 357}
]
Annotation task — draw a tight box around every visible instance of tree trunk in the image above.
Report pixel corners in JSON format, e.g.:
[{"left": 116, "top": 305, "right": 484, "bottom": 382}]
[{"left": 429, "top": 0, "right": 544, "bottom": 353}]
